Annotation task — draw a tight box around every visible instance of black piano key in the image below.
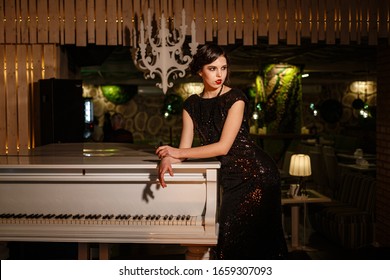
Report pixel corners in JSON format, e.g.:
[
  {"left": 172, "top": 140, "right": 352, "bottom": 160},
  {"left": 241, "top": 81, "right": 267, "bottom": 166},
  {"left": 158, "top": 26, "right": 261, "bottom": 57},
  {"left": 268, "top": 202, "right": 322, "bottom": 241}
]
[
  {"left": 176, "top": 215, "right": 181, "bottom": 220},
  {"left": 132, "top": 215, "right": 138, "bottom": 220},
  {"left": 138, "top": 215, "right": 143, "bottom": 220},
  {"left": 156, "top": 215, "right": 161, "bottom": 220},
  {"left": 168, "top": 215, "right": 174, "bottom": 220},
  {"left": 186, "top": 215, "right": 191, "bottom": 220},
  {"left": 163, "top": 215, "right": 168, "bottom": 220}
]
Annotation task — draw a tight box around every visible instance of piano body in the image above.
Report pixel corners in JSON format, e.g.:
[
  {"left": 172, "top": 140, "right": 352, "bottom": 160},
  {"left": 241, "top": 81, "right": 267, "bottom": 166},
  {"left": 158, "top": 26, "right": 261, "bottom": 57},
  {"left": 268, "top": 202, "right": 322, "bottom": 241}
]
[{"left": 0, "top": 143, "right": 220, "bottom": 259}]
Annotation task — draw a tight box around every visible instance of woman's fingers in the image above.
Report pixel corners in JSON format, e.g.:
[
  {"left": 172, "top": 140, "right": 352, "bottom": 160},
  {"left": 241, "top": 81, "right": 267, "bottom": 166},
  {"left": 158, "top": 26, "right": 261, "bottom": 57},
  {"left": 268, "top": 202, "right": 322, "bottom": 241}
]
[
  {"left": 157, "top": 157, "right": 174, "bottom": 188},
  {"left": 156, "top": 145, "right": 169, "bottom": 158}
]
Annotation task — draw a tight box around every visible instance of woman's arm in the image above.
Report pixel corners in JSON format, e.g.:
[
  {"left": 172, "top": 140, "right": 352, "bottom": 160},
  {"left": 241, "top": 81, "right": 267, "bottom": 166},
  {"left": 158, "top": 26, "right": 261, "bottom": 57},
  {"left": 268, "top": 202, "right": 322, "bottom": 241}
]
[
  {"left": 157, "top": 109, "right": 195, "bottom": 187},
  {"left": 156, "top": 100, "right": 245, "bottom": 160}
]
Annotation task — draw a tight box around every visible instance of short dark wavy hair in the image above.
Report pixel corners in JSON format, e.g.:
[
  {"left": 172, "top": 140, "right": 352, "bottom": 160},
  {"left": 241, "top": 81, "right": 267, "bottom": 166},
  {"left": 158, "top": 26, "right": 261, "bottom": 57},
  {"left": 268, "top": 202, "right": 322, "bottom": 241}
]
[{"left": 189, "top": 44, "right": 231, "bottom": 82}]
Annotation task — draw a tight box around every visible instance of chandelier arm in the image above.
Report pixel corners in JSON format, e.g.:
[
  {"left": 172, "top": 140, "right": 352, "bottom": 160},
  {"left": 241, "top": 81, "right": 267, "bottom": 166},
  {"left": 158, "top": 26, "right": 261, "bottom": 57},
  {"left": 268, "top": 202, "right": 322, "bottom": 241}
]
[{"left": 132, "top": 8, "right": 198, "bottom": 94}]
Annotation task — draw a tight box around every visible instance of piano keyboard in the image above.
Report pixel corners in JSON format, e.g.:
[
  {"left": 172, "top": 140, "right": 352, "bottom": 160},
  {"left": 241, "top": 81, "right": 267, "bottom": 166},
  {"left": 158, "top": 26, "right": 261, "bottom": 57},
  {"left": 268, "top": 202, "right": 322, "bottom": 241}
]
[{"left": 0, "top": 213, "right": 199, "bottom": 226}]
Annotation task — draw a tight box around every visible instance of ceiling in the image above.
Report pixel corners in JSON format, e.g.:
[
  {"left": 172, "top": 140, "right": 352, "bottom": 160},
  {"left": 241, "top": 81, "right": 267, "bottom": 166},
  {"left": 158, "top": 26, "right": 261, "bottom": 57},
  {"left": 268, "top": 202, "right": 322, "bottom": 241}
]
[{"left": 69, "top": 42, "right": 377, "bottom": 91}]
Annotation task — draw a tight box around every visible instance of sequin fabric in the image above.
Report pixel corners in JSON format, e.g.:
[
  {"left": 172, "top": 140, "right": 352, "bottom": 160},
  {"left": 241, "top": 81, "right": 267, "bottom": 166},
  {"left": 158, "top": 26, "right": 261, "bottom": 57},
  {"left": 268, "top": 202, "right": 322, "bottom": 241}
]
[{"left": 183, "top": 88, "right": 288, "bottom": 259}]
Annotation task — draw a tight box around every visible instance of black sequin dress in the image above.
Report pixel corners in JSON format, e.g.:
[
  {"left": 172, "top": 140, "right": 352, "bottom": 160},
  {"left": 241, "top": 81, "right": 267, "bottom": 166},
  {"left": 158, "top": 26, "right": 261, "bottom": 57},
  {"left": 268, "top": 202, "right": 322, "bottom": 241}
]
[{"left": 183, "top": 88, "right": 288, "bottom": 259}]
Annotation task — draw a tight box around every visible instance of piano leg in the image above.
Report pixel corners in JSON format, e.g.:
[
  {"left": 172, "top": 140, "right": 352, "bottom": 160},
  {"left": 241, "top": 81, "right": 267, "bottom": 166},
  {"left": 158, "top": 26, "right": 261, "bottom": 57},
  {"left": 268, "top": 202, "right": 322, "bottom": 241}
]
[
  {"left": 78, "top": 243, "right": 110, "bottom": 260},
  {"left": 99, "top": 243, "right": 109, "bottom": 260},
  {"left": 185, "top": 246, "right": 211, "bottom": 260},
  {"left": 78, "top": 243, "right": 89, "bottom": 260},
  {"left": 0, "top": 242, "right": 9, "bottom": 259}
]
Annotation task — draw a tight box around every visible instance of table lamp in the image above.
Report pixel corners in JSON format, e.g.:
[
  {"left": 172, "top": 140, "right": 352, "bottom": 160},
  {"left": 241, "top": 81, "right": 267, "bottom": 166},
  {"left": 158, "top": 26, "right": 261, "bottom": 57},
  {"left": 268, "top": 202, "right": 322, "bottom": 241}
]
[{"left": 289, "top": 154, "right": 312, "bottom": 196}]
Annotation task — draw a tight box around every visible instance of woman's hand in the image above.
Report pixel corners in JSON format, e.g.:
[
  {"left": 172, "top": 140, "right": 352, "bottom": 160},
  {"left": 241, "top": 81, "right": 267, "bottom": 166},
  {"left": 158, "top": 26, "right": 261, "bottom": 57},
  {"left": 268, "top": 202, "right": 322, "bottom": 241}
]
[
  {"left": 155, "top": 145, "right": 181, "bottom": 159},
  {"left": 157, "top": 157, "right": 174, "bottom": 188}
]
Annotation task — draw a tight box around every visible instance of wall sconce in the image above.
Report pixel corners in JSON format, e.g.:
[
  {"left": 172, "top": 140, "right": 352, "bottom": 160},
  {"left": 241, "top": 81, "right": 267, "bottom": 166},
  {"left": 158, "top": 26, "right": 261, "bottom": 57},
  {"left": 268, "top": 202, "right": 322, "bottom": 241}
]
[
  {"left": 289, "top": 154, "right": 312, "bottom": 196},
  {"left": 174, "top": 82, "right": 204, "bottom": 99},
  {"left": 349, "top": 81, "right": 376, "bottom": 95}
]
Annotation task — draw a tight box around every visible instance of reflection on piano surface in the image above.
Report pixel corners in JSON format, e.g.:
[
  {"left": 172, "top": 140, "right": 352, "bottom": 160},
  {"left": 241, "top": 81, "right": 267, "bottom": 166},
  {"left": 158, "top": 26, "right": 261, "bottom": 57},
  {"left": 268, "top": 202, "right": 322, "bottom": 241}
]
[{"left": 0, "top": 143, "right": 220, "bottom": 259}]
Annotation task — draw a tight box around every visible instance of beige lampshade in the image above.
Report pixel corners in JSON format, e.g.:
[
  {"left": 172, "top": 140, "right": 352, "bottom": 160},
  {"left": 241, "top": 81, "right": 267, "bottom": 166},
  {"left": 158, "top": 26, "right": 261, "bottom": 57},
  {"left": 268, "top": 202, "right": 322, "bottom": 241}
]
[{"left": 289, "top": 154, "right": 312, "bottom": 177}]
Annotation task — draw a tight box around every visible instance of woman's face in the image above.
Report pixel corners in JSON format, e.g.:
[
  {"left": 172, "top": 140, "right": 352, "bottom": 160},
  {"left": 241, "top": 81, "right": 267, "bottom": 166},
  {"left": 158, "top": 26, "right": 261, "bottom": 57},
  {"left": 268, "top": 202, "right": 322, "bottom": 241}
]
[{"left": 199, "top": 56, "right": 228, "bottom": 90}]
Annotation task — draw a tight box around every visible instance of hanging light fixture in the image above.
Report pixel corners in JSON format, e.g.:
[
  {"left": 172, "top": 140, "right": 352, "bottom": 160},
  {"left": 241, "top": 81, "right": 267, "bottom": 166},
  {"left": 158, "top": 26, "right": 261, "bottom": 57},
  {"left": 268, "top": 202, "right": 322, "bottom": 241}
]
[{"left": 132, "top": 9, "right": 198, "bottom": 94}]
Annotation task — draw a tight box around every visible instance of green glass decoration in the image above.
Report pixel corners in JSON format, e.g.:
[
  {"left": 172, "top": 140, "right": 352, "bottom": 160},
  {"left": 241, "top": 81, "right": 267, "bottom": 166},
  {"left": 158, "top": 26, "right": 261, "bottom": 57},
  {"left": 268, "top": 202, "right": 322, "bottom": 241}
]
[{"left": 101, "top": 85, "right": 134, "bottom": 105}]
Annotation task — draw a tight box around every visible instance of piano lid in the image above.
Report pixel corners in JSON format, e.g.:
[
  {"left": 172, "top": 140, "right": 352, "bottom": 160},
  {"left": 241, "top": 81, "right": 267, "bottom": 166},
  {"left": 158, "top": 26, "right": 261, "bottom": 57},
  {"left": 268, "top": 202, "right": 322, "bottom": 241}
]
[{"left": 0, "top": 143, "right": 221, "bottom": 169}]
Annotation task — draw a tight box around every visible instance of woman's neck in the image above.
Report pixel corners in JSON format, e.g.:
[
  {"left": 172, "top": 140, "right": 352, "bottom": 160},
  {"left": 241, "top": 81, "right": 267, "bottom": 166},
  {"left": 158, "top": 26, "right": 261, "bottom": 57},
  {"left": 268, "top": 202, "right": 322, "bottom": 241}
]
[{"left": 202, "top": 85, "right": 224, "bottom": 99}]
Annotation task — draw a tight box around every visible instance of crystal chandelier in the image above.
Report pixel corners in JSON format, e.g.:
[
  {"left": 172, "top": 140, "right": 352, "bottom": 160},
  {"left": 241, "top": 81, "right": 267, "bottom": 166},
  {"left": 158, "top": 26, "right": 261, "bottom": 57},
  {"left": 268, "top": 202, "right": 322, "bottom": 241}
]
[{"left": 132, "top": 9, "right": 198, "bottom": 94}]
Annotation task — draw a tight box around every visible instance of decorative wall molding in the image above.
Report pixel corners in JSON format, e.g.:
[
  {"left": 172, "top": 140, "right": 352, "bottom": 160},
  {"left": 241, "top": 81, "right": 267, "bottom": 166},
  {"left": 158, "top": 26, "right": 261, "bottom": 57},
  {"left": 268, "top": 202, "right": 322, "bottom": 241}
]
[{"left": 0, "top": 0, "right": 389, "bottom": 47}]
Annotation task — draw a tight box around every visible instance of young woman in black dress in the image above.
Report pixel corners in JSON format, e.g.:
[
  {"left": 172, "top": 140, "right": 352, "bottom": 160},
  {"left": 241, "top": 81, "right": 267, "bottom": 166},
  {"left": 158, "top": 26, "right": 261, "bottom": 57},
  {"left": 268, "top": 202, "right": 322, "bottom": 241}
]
[{"left": 156, "top": 44, "right": 287, "bottom": 259}]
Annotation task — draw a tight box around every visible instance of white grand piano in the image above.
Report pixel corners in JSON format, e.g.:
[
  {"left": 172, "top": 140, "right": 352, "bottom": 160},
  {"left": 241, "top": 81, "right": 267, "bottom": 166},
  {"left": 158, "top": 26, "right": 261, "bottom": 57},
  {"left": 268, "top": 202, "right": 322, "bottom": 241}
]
[{"left": 0, "top": 143, "right": 220, "bottom": 259}]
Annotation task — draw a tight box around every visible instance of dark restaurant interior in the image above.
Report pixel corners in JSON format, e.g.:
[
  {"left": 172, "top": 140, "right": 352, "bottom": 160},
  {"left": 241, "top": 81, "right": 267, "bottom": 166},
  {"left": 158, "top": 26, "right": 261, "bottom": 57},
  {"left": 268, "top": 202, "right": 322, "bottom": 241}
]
[{"left": 1, "top": 0, "right": 390, "bottom": 260}]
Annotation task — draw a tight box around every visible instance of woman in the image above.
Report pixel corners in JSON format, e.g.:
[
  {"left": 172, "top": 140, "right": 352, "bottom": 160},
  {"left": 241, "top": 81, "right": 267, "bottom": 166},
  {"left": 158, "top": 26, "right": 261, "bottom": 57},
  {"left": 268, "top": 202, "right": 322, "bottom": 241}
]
[{"left": 156, "top": 44, "right": 287, "bottom": 259}]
